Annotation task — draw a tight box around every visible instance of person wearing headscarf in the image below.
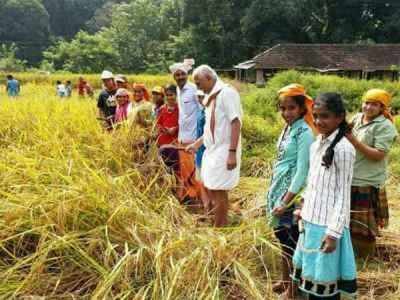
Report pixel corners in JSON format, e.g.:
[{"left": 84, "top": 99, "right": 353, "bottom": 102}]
[
  {"left": 267, "top": 83, "right": 315, "bottom": 297},
  {"left": 346, "top": 88, "right": 398, "bottom": 258},
  {"left": 169, "top": 61, "right": 200, "bottom": 145},
  {"left": 129, "top": 83, "right": 153, "bottom": 128},
  {"left": 114, "top": 88, "right": 132, "bottom": 124},
  {"left": 151, "top": 86, "right": 165, "bottom": 118},
  {"left": 278, "top": 84, "right": 317, "bottom": 133}
]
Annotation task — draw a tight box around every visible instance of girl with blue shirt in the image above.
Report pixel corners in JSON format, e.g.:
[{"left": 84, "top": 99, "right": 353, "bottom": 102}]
[{"left": 267, "top": 84, "right": 315, "bottom": 297}]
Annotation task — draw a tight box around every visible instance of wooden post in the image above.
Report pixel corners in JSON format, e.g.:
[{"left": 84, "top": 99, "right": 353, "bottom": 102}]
[{"left": 256, "top": 69, "right": 265, "bottom": 87}]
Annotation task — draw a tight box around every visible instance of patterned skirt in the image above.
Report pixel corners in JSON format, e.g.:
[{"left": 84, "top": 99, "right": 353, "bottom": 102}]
[
  {"left": 350, "top": 186, "right": 389, "bottom": 241},
  {"left": 292, "top": 222, "right": 357, "bottom": 298}
]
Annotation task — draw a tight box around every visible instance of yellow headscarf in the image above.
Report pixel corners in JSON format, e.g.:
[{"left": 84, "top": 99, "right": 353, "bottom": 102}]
[
  {"left": 278, "top": 84, "right": 317, "bottom": 134},
  {"left": 362, "top": 89, "right": 393, "bottom": 122}
]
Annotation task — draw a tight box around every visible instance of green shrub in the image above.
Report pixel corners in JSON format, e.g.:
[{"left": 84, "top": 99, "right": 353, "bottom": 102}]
[{"left": 264, "top": 70, "right": 400, "bottom": 113}]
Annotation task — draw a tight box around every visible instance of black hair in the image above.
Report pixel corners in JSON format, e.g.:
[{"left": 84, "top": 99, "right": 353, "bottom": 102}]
[
  {"left": 56, "top": 80, "right": 61, "bottom": 84},
  {"left": 7, "top": 74, "right": 13, "bottom": 80},
  {"left": 164, "top": 84, "right": 177, "bottom": 95},
  {"left": 66, "top": 80, "right": 71, "bottom": 84},
  {"left": 315, "top": 92, "right": 350, "bottom": 168}
]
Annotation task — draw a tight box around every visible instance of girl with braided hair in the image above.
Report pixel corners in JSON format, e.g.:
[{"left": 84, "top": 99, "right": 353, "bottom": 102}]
[{"left": 290, "top": 93, "right": 357, "bottom": 300}]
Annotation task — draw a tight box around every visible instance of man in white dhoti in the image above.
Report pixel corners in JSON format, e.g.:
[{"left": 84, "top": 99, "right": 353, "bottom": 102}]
[{"left": 187, "top": 65, "right": 242, "bottom": 227}]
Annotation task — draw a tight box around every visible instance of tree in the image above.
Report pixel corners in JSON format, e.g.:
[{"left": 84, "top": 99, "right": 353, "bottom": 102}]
[
  {"left": 241, "top": 0, "right": 310, "bottom": 54},
  {"left": 43, "top": 31, "right": 118, "bottom": 73},
  {"left": 107, "top": 0, "right": 167, "bottom": 72},
  {"left": 0, "top": 0, "right": 50, "bottom": 64},
  {"left": 42, "top": 0, "right": 106, "bottom": 38},
  {"left": 182, "top": 0, "right": 253, "bottom": 67},
  {"left": 0, "top": 43, "right": 26, "bottom": 72}
]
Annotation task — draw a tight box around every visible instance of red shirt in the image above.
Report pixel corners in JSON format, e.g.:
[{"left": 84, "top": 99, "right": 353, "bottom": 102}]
[{"left": 157, "top": 104, "right": 179, "bottom": 146}]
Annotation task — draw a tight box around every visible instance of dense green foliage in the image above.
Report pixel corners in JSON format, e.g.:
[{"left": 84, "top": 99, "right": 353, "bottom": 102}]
[{"left": 2, "top": 0, "right": 400, "bottom": 70}]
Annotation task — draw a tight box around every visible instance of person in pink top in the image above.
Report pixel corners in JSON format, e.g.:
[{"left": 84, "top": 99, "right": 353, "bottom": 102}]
[{"left": 114, "top": 88, "right": 132, "bottom": 124}]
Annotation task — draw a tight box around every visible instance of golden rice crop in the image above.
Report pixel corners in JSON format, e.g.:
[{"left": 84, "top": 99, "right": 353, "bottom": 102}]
[
  {"left": 1, "top": 80, "right": 399, "bottom": 299},
  {"left": 0, "top": 85, "right": 280, "bottom": 299},
  {"left": 0, "top": 72, "right": 172, "bottom": 89}
]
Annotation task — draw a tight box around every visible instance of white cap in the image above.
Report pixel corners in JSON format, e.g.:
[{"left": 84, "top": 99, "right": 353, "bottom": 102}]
[
  {"left": 169, "top": 62, "right": 191, "bottom": 75},
  {"left": 101, "top": 70, "right": 114, "bottom": 80}
]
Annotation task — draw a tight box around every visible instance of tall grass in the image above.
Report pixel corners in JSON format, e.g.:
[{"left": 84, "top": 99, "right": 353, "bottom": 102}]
[{"left": 0, "top": 86, "right": 279, "bottom": 298}]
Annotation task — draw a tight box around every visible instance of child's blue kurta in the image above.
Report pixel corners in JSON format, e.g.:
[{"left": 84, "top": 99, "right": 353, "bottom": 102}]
[
  {"left": 267, "top": 118, "right": 314, "bottom": 228},
  {"left": 196, "top": 108, "right": 206, "bottom": 168}
]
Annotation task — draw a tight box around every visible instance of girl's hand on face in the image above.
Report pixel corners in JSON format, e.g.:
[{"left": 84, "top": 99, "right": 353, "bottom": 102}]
[{"left": 321, "top": 235, "right": 337, "bottom": 253}]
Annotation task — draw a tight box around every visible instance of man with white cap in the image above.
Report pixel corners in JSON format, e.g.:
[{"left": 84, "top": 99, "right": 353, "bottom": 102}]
[
  {"left": 187, "top": 65, "right": 242, "bottom": 227},
  {"left": 169, "top": 62, "right": 200, "bottom": 145},
  {"left": 97, "top": 70, "right": 118, "bottom": 129}
]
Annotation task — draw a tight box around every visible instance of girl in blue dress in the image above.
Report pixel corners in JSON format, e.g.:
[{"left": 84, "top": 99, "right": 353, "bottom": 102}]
[{"left": 267, "top": 84, "right": 315, "bottom": 298}]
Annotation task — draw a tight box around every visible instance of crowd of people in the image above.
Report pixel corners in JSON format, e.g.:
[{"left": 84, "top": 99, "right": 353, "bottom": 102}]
[
  {"left": 96, "top": 63, "right": 242, "bottom": 228},
  {"left": 74, "top": 65, "right": 400, "bottom": 299},
  {"left": 5, "top": 75, "right": 94, "bottom": 99},
  {"left": 4, "top": 64, "right": 399, "bottom": 299}
]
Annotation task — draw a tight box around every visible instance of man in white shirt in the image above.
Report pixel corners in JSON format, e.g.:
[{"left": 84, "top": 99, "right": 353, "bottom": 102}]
[
  {"left": 187, "top": 65, "right": 242, "bottom": 227},
  {"left": 169, "top": 62, "right": 200, "bottom": 144}
]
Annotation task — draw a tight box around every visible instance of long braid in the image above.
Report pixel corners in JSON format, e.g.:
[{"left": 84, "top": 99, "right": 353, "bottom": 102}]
[{"left": 322, "top": 121, "right": 348, "bottom": 168}]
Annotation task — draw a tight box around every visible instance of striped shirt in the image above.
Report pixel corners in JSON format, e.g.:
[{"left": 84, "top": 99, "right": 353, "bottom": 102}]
[{"left": 301, "top": 129, "right": 355, "bottom": 239}]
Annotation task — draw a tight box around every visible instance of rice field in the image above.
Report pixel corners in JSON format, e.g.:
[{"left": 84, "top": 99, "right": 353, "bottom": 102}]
[{"left": 0, "top": 77, "right": 399, "bottom": 299}]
